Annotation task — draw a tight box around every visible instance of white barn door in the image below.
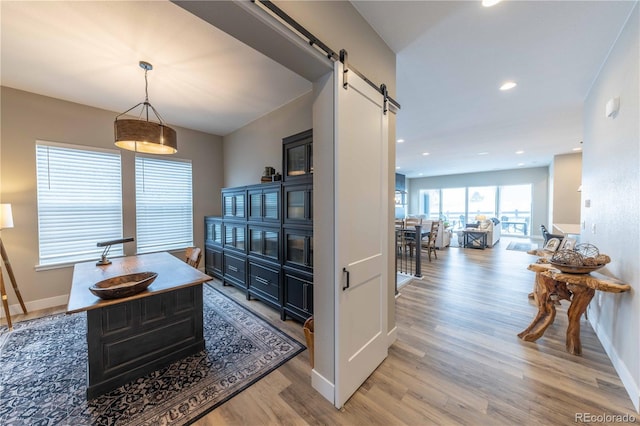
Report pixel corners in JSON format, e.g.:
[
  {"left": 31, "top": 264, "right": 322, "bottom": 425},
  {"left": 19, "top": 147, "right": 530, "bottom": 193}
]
[{"left": 334, "top": 60, "right": 389, "bottom": 408}]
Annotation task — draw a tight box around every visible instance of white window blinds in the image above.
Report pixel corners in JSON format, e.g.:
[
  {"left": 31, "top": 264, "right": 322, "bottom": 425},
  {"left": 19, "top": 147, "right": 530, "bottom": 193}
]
[
  {"left": 36, "top": 141, "right": 123, "bottom": 266},
  {"left": 135, "top": 155, "right": 193, "bottom": 253}
]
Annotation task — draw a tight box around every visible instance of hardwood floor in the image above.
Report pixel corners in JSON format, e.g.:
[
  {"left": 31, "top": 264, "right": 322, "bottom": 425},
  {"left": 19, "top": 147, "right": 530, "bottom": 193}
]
[{"left": 7, "top": 240, "right": 636, "bottom": 425}]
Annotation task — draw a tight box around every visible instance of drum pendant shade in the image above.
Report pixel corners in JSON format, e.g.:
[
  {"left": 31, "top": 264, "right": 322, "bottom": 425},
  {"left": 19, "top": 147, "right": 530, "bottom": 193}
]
[{"left": 114, "top": 61, "right": 177, "bottom": 154}]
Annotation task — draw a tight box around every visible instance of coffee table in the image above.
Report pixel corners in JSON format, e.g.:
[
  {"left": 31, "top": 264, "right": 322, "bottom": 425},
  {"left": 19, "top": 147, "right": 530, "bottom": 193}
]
[{"left": 462, "top": 229, "right": 488, "bottom": 249}]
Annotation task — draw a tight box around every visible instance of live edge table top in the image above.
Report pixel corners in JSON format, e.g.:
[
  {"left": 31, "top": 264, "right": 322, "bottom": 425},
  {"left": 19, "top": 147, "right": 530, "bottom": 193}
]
[{"left": 67, "top": 252, "right": 212, "bottom": 314}]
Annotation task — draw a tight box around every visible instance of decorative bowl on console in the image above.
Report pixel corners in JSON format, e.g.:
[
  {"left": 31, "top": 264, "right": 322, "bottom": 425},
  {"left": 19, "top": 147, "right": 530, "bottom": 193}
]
[
  {"left": 549, "top": 246, "right": 611, "bottom": 274},
  {"left": 89, "top": 272, "right": 158, "bottom": 300}
]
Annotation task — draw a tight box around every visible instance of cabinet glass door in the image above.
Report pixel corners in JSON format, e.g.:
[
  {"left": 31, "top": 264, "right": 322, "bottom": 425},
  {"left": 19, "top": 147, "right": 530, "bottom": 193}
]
[
  {"left": 235, "top": 194, "right": 245, "bottom": 218},
  {"left": 249, "top": 228, "right": 262, "bottom": 256},
  {"left": 264, "top": 230, "right": 279, "bottom": 260},
  {"left": 223, "top": 196, "right": 233, "bottom": 217},
  {"left": 287, "top": 144, "right": 306, "bottom": 177},
  {"left": 207, "top": 221, "right": 222, "bottom": 245},
  {"left": 287, "top": 190, "right": 305, "bottom": 220},
  {"left": 286, "top": 234, "right": 306, "bottom": 265},
  {"left": 264, "top": 191, "right": 279, "bottom": 220},
  {"left": 249, "top": 192, "right": 262, "bottom": 220},
  {"left": 235, "top": 226, "right": 245, "bottom": 250}
]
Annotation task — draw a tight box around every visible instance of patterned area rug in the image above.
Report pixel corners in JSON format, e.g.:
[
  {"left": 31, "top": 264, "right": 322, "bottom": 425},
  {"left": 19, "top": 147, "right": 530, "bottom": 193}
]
[{"left": 0, "top": 284, "right": 305, "bottom": 425}]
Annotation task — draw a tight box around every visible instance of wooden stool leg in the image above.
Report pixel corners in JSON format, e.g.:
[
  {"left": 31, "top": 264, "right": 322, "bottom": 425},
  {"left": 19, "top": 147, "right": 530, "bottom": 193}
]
[
  {"left": 0, "top": 238, "right": 27, "bottom": 314},
  {"left": 565, "top": 284, "right": 595, "bottom": 355},
  {"left": 0, "top": 271, "right": 12, "bottom": 330}
]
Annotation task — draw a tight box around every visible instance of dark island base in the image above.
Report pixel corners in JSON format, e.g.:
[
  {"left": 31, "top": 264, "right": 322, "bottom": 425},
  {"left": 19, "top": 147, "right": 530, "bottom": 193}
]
[{"left": 85, "top": 285, "right": 204, "bottom": 399}]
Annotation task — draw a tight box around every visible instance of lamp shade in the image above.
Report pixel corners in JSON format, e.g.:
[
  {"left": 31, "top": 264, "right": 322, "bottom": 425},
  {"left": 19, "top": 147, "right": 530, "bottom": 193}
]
[
  {"left": 1, "top": 203, "right": 14, "bottom": 229},
  {"left": 114, "top": 119, "right": 177, "bottom": 154}
]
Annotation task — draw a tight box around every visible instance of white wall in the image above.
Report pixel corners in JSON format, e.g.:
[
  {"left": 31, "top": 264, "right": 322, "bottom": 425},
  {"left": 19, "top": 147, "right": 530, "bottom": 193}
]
[
  {"left": 550, "top": 153, "right": 582, "bottom": 227},
  {"left": 0, "top": 87, "right": 223, "bottom": 313},
  {"left": 407, "top": 167, "right": 549, "bottom": 238},
  {"left": 582, "top": 3, "right": 639, "bottom": 411}
]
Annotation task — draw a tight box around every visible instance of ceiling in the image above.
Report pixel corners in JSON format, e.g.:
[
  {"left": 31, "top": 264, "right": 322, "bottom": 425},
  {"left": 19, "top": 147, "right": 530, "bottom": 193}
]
[
  {"left": 1, "top": 1, "right": 636, "bottom": 178},
  {"left": 353, "top": 0, "right": 636, "bottom": 177}
]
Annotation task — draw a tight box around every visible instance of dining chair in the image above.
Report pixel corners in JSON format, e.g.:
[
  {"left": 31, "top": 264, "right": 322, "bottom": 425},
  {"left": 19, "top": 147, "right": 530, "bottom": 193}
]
[
  {"left": 185, "top": 247, "right": 202, "bottom": 269},
  {"left": 421, "top": 221, "right": 440, "bottom": 261}
]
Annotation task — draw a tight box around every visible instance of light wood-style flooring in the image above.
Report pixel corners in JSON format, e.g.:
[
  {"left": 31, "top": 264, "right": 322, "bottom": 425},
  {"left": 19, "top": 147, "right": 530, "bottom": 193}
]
[{"left": 7, "top": 239, "right": 636, "bottom": 425}]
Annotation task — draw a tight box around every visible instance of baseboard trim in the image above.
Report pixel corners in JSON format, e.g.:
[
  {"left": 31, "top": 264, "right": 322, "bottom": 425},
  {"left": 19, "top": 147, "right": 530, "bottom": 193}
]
[
  {"left": 311, "top": 368, "right": 334, "bottom": 405},
  {"left": 387, "top": 325, "right": 398, "bottom": 348},
  {"left": 0, "top": 294, "right": 68, "bottom": 319},
  {"left": 590, "top": 314, "right": 640, "bottom": 413}
]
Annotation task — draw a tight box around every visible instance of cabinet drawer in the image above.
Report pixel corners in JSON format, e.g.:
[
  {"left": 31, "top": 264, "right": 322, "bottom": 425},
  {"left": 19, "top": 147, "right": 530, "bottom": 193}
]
[
  {"left": 248, "top": 261, "right": 280, "bottom": 300},
  {"left": 205, "top": 246, "right": 223, "bottom": 279},
  {"left": 223, "top": 253, "right": 246, "bottom": 284},
  {"left": 283, "top": 269, "right": 313, "bottom": 321}
]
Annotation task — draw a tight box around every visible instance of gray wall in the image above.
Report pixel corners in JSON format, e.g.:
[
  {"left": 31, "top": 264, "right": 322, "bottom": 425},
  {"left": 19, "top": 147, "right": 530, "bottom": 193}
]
[
  {"left": 582, "top": 3, "right": 639, "bottom": 411},
  {"left": 407, "top": 167, "right": 549, "bottom": 239},
  {"left": 223, "top": 92, "right": 312, "bottom": 187},
  {"left": 0, "top": 86, "right": 222, "bottom": 312}
]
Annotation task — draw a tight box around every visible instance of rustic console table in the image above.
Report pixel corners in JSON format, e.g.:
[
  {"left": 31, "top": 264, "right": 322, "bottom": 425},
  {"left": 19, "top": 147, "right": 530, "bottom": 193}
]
[
  {"left": 518, "top": 263, "right": 630, "bottom": 355},
  {"left": 67, "top": 252, "right": 212, "bottom": 398}
]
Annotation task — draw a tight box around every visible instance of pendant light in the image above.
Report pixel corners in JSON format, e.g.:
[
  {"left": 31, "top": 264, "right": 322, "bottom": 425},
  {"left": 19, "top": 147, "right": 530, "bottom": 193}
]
[{"left": 114, "top": 61, "right": 177, "bottom": 154}]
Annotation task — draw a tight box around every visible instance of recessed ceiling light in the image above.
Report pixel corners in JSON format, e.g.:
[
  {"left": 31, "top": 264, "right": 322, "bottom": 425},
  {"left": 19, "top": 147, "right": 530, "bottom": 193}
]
[
  {"left": 397, "top": 139, "right": 405, "bottom": 143},
  {"left": 477, "top": 152, "right": 489, "bottom": 156},
  {"left": 418, "top": 173, "right": 424, "bottom": 176},
  {"left": 500, "top": 81, "right": 517, "bottom": 91},
  {"left": 422, "top": 152, "right": 430, "bottom": 156},
  {"left": 482, "top": 0, "right": 502, "bottom": 7},
  {"left": 515, "top": 150, "right": 524, "bottom": 154},
  {"left": 517, "top": 162, "right": 525, "bottom": 167},
  {"left": 396, "top": 166, "right": 401, "bottom": 169},
  {"left": 572, "top": 147, "right": 582, "bottom": 151}
]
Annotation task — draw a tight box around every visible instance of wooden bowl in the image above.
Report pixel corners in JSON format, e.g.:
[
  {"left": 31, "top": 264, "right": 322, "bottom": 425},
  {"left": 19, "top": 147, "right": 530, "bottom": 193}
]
[
  {"left": 549, "top": 262, "right": 604, "bottom": 274},
  {"left": 90, "top": 272, "right": 158, "bottom": 300}
]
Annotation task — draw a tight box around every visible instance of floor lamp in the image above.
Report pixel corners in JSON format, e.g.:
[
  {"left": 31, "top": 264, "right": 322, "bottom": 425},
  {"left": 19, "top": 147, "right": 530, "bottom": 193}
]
[{"left": 1, "top": 204, "right": 27, "bottom": 330}]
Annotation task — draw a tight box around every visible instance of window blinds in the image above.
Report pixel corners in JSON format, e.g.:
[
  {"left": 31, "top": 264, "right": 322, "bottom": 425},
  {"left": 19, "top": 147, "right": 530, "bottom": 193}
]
[
  {"left": 135, "top": 155, "right": 193, "bottom": 254},
  {"left": 35, "top": 141, "right": 123, "bottom": 266}
]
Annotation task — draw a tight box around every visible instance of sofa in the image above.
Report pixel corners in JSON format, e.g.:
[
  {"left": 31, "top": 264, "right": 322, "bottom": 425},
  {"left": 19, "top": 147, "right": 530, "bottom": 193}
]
[{"left": 477, "top": 218, "right": 501, "bottom": 247}]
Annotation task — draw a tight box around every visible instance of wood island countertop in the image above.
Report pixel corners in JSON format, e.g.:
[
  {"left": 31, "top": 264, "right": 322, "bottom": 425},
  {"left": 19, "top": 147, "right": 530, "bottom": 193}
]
[{"left": 67, "top": 252, "right": 212, "bottom": 314}]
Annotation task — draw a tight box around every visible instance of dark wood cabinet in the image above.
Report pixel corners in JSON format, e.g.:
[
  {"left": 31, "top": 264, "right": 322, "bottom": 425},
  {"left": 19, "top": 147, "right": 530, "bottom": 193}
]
[
  {"left": 283, "top": 183, "right": 312, "bottom": 225},
  {"left": 248, "top": 183, "right": 280, "bottom": 223},
  {"left": 248, "top": 224, "right": 281, "bottom": 263},
  {"left": 223, "top": 251, "right": 247, "bottom": 291},
  {"left": 222, "top": 188, "right": 246, "bottom": 219},
  {"left": 247, "top": 259, "right": 281, "bottom": 310},
  {"left": 283, "top": 226, "right": 313, "bottom": 273},
  {"left": 282, "top": 267, "right": 313, "bottom": 321},
  {"left": 205, "top": 129, "right": 313, "bottom": 323},
  {"left": 204, "top": 245, "right": 223, "bottom": 279},
  {"left": 283, "top": 129, "right": 312, "bottom": 181},
  {"left": 205, "top": 216, "right": 223, "bottom": 246},
  {"left": 223, "top": 222, "right": 246, "bottom": 253}
]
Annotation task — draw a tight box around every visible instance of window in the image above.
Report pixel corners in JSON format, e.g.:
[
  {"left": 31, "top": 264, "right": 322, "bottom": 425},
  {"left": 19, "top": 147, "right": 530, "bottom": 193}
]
[
  {"left": 36, "top": 141, "right": 123, "bottom": 266},
  {"left": 499, "top": 184, "right": 532, "bottom": 235},
  {"left": 135, "top": 155, "right": 193, "bottom": 253},
  {"left": 419, "top": 189, "right": 440, "bottom": 220},
  {"left": 468, "top": 186, "right": 497, "bottom": 219},
  {"left": 441, "top": 188, "right": 466, "bottom": 227}
]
